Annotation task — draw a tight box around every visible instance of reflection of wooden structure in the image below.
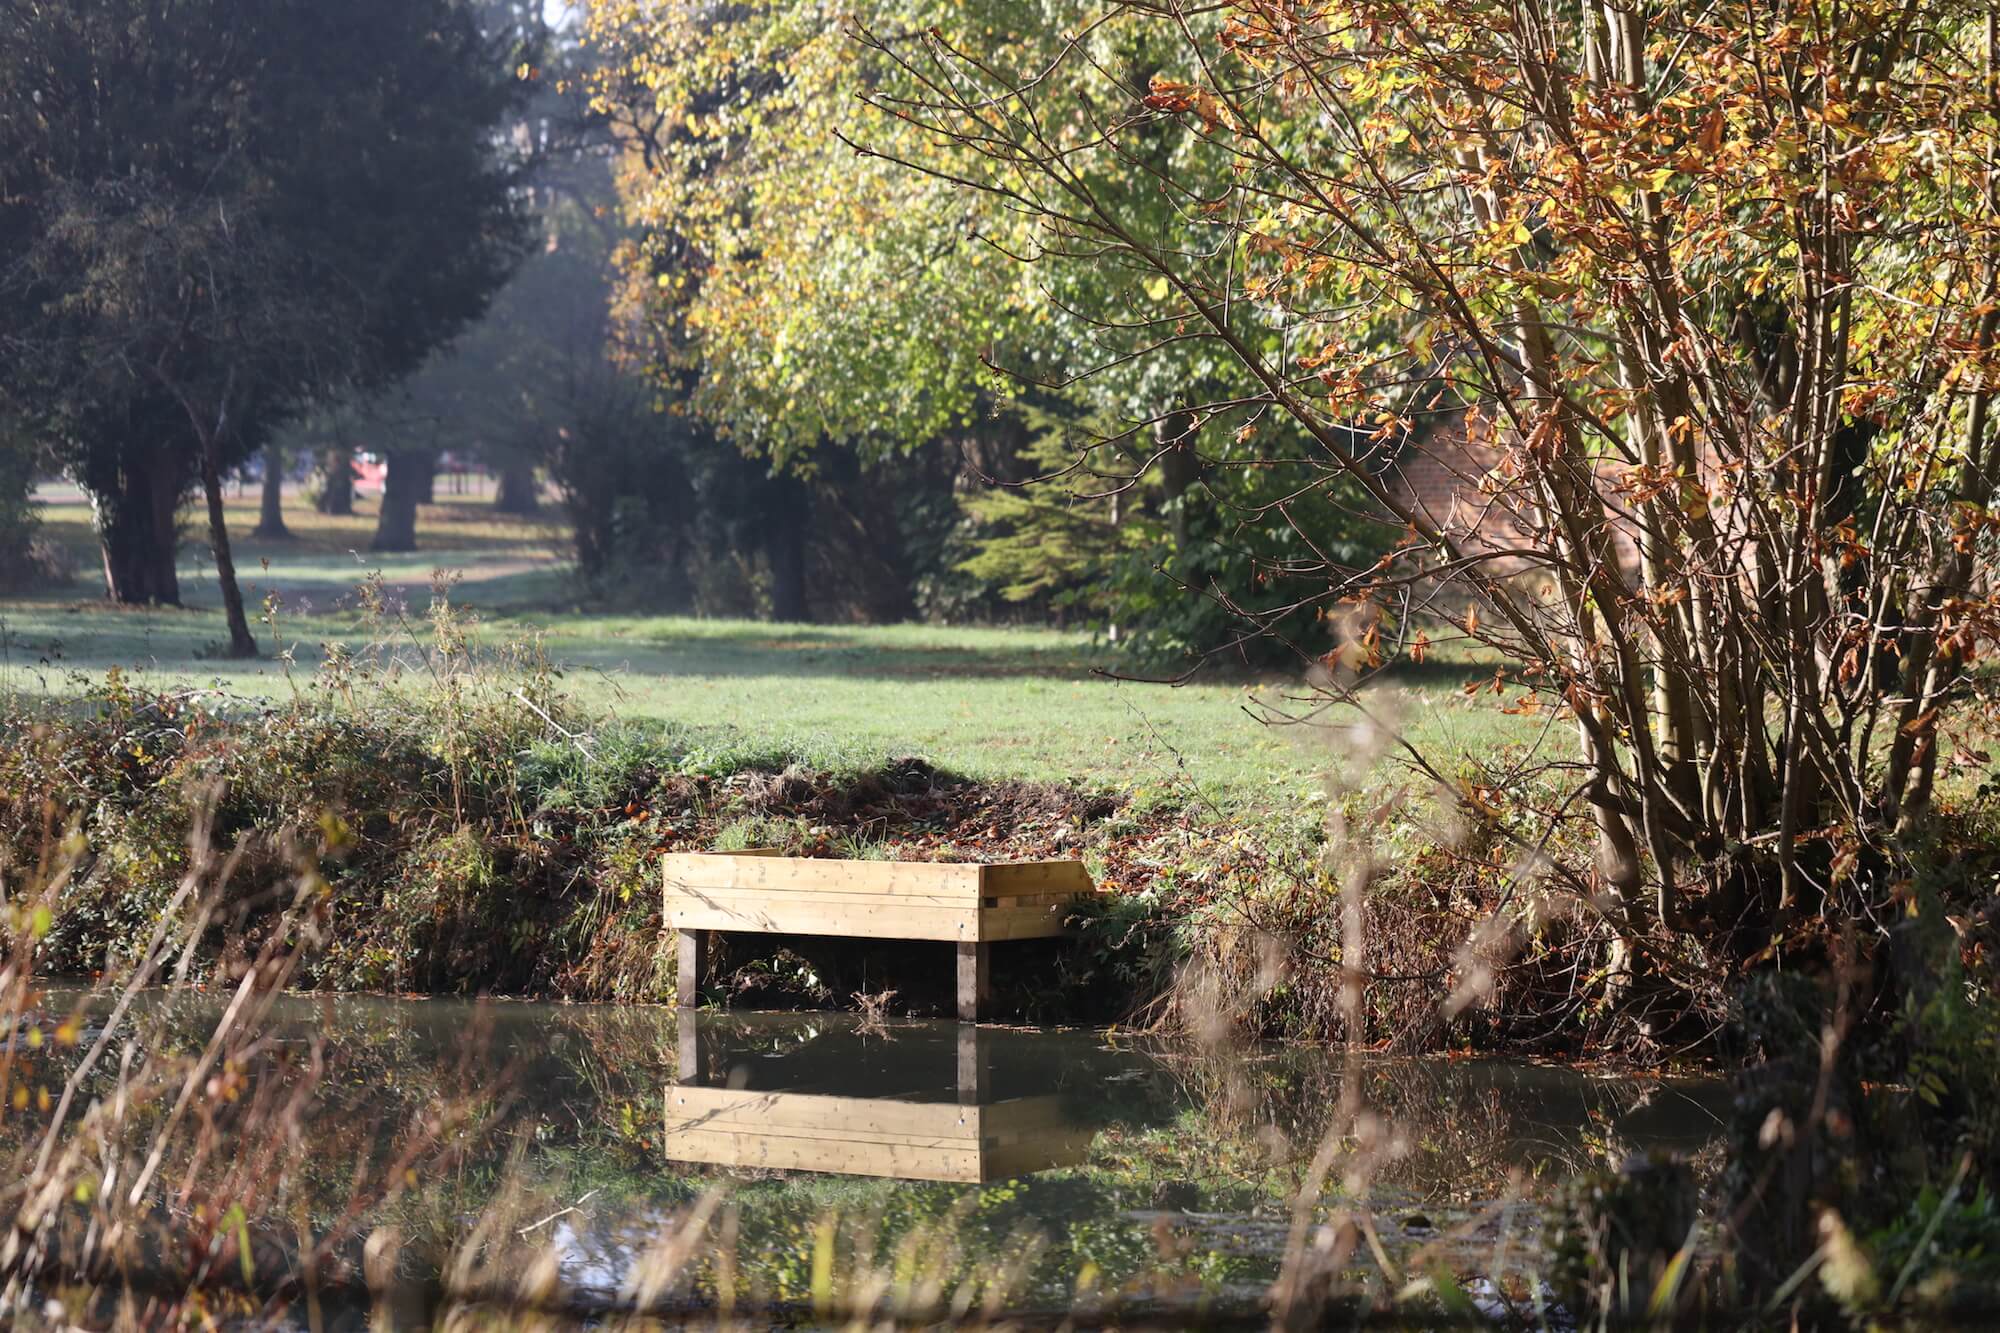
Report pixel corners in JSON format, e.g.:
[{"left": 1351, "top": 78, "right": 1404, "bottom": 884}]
[
  {"left": 663, "top": 1087, "right": 1092, "bottom": 1182},
  {"left": 662, "top": 853, "right": 1094, "bottom": 1020},
  {"left": 665, "top": 1021, "right": 1095, "bottom": 1182}
]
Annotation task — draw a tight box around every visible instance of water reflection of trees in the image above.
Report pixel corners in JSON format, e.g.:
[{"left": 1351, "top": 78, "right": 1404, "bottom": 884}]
[
  {"left": 10, "top": 992, "right": 1725, "bottom": 1322},
  {"left": 1157, "top": 1046, "right": 1729, "bottom": 1203}
]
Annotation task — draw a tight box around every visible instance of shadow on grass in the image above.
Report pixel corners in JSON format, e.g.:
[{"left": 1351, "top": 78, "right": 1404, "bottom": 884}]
[{"left": 2, "top": 600, "right": 1506, "bottom": 692}]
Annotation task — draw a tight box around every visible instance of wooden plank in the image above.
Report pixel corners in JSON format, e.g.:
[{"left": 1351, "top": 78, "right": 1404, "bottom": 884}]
[
  {"left": 979, "top": 860, "right": 1093, "bottom": 900},
  {"left": 663, "top": 1128, "right": 983, "bottom": 1182},
  {"left": 976, "top": 902, "right": 1075, "bottom": 942},
  {"left": 667, "top": 1088, "right": 1074, "bottom": 1144},
  {"left": 957, "top": 1025, "right": 986, "bottom": 1105},
  {"left": 667, "top": 898, "right": 975, "bottom": 941},
  {"left": 668, "top": 1086, "right": 982, "bottom": 1139},
  {"left": 979, "top": 1096, "right": 1076, "bottom": 1138},
  {"left": 661, "top": 1092, "right": 1081, "bottom": 1182},
  {"left": 982, "top": 1128, "right": 1094, "bottom": 1179},
  {"left": 977, "top": 861, "right": 1088, "bottom": 943},
  {"left": 670, "top": 889, "right": 996, "bottom": 912},
  {"left": 676, "top": 1010, "right": 704, "bottom": 1081},
  {"left": 668, "top": 1119, "right": 983, "bottom": 1152},
  {"left": 664, "top": 856, "right": 1093, "bottom": 903},
  {"left": 666, "top": 1114, "right": 1075, "bottom": 1155},
  {"left": 663, "top": 854, "right": 985, "bottom": 900},
  {"left": 664, "top": 898, "right": 1066, "bottom": 944}
]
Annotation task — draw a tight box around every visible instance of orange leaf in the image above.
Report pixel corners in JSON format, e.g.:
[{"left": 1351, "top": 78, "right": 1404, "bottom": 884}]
[{"left": 1698, "top": 108, "right": 1724, "bottom": 155}]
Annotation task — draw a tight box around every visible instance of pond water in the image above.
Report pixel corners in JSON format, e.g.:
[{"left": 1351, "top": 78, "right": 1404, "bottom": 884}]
[{"left": 30, "top": 989, "right": 1729, "bottom": 1322}]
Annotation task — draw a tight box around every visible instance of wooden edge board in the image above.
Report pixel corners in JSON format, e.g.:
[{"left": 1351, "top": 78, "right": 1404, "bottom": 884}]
[
  {"left": 660, "top": 855, "right": 1096, "bottom": 957},
  {"left": 666, "top": 903, "right": 977, "bottom": 941},
  {"left": 668, "top": 1085, "right": 983, "bottom": 1134},
  {"left": 663, "top": 855, "right": 984, "bottom": 897},
  {"left": 667, "top": 1087, "right": 1071, "bottom": 1134},
  {"left": 662, "top": 1130, "right": 986, "bottom": 1182},
  {"left": 663, "top": 854, "right": 1093, "bottom": 898},
  {"left": 665, "top": 889, "right": 994, "bottom": 911}
]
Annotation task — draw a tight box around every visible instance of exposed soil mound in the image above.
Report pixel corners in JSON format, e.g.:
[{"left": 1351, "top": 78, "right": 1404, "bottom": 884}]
[{"left": 725, "top": 760, "right": 1125, "bottom": 860}]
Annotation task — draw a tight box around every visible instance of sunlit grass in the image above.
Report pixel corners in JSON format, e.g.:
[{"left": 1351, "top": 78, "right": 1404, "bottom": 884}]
[{"left": 3, "top": 491, "right": 1542, "bottom": 808}]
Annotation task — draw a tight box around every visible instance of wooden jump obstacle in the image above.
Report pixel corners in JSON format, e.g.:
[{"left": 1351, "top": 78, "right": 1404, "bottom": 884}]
[
  {"left": 665, "top": 1020, "right": 1094, "bottom": 1182},
  {"left": 661, "top": 852, "right": 1094, "bottom": 1020}
]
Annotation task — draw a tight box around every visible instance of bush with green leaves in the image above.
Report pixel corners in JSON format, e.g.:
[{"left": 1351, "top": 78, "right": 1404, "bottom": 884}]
[{"left": 957, "top": 398, "right": 1385, "bottom": 668}]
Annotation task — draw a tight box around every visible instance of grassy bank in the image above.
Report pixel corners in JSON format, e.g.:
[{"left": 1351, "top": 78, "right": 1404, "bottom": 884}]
[
  {"left": 0, "top": 604, "right": 1622, "bottom": 1047},
  {"left": 1, "top": 494, "right": 1558, "bottom": 1041},
  {"left": 0, "top": 642, "right": 1607, "bottom": 1049},
  {"left": 7, "top": 503, "right": 1999, "bottom": 1049},
  {"left": 10, "top": 498, "right": 2000, "bottom": 1036},
  {"left": 0, "top": 673, "right": 1183, "bottom": 1012}
]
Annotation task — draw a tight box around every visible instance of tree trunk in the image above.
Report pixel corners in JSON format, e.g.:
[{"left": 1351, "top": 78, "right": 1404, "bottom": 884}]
[
  {"left": 317, "top": 447, "right": 355, "bottom": 515},
  {"left": 254, "top": 446, "right": 290, "bottom": 538},
  {"left": 493, "top": 460, "right": 541, "bottom": 515},
  {"left": 371, "top": 450, "right": 432, "bottom": 553},
  {"left": 198, "top": 432, "right": 258, "bottom": 659},
  {"left": 1156, "top": 408, "right": 1199, "bottom": 550},
  {"left": 565, "top": 479, "right": 613, "bottom": 577},
  {"left": 764, "top": 472, "right": 810, "bottom": 622},
  {"left": 90, "top": 443, "right": 185, "bottom": 606},
  {"left": 415, "top": 462, "right": 436, "bottom": 505}
]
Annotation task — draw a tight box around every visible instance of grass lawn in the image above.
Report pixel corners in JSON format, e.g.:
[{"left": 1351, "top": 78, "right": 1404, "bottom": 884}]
[{"left": 3, "top": 488, "right": 1538, "bottom": 809}]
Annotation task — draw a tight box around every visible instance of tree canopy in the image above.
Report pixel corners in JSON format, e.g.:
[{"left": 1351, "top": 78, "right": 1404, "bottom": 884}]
[
  {"left": 824, "top": 0, "right": 2000, "bottom": 966},
  {"left": 584, "top": 0, "right": 1386, "bottom": 655},
  {"left": 0, "top": 0, "right": 531, "bottom": 629}
]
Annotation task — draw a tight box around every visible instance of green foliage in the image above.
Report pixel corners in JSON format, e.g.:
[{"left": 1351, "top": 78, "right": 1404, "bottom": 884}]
[
  {"left": 956, "top": 398, "right": 1386, "bottom": 666},
  {"left": 0, "top": 418, "right": 48, "bottom": 592},
  {"left": 589, "top": 0, "right": 1254, "bottom": 462},
  {"left": 1545, "top": 1155, "right": 1699, "bottom": 1319},
  {"left": 1896, "top": 882, "right": 2000, "bottom": 1181},
  {"left": 956, "top": 400, "right": 1143, "bottom": 620},
  {"left": 1869, "top": 1185, "right": 2000, "bottom": 1307},
  {"left": 584, "top": 0, "right": 1392, "bottom": 652},
  {"left": 714, "top": 815, "right": 793, "bottom": 853}
]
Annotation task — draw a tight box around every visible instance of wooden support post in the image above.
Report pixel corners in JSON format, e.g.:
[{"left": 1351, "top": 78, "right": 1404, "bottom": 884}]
[
  {"left": 956, "top": 1023, "right": 988, "bottom": 1105},
  {"left": 677, "top": 928, "right": 710, "bottom": 1010},
  {"left": 677, "top": 1009, "right": 706, "bottom": 1085},
  {"left": 956, "top": 941, "right": 990, "bottom": 1022}
]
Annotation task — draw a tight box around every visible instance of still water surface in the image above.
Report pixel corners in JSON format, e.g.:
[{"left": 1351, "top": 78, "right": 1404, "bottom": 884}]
[{"left": 46, "top": 989, "right": 1729, "bottom": 1319}]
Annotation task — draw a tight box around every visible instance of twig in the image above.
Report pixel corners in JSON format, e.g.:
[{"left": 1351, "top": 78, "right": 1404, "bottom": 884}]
[
  {"left": 516, "top": 1188, "right": 600, "bottom": 1237},
  {"left": 513, "top": 687, "right": 593, "bottom": 758}
]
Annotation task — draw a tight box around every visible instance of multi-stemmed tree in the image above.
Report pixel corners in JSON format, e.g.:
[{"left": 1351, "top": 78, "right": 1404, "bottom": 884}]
[{"left": 843, "top": 0, "right": 2000, "bottom": 977}]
